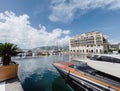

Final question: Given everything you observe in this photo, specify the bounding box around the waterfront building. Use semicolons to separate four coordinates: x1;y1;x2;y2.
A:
109;43;120;50
69;31;109;54
109;43;120;53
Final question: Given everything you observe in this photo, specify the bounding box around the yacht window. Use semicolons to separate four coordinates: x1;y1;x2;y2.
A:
97;56;113;62
113;58;120;63
96;56;120;63
90;55;99;60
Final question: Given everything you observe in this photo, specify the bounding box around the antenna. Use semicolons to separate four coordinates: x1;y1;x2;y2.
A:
57;40;58;51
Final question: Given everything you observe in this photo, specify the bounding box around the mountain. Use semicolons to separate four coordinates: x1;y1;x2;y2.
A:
33;46;69;51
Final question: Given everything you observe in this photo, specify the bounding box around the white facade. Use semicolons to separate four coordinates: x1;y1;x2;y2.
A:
118;43;120;49
69;31;108;54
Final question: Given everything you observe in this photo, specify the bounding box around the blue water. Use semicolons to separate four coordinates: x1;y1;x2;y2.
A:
16;55;73;91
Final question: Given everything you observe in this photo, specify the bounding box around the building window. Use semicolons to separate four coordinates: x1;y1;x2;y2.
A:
83;50;84;53
96;49;98;53
98;45;100;47
86;50;88;53
91;50;93;53
80;50;81;52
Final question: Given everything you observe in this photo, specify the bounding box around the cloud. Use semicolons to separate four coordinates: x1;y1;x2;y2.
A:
49;0;120;22
62;30;70;35
109;39;120;44
0;11;71;49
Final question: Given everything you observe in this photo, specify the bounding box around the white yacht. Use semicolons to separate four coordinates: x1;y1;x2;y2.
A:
83;54;120;78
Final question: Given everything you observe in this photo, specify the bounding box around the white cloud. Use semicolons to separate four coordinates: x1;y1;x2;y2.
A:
0;11;71;49
49;0;120;22
62;30;70;35
109;39;120;44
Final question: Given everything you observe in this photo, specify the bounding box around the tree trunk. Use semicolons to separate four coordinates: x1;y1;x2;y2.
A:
2;55;11;65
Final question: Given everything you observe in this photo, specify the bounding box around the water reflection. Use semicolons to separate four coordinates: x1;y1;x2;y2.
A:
69;54;89;60
52;76;72;91
15;55;72;91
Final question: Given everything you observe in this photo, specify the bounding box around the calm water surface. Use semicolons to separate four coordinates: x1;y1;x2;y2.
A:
16;55;76;91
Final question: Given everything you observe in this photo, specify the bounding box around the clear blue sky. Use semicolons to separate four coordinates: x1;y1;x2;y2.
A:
0;0;120;48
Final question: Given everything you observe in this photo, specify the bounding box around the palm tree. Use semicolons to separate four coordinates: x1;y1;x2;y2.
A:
0;43;20;65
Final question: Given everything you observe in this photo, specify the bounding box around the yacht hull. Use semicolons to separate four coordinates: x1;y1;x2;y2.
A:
87;61;120;78
72;57;120;78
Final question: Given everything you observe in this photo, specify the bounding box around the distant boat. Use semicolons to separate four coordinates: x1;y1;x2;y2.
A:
38;52;50;56
38;52;47;56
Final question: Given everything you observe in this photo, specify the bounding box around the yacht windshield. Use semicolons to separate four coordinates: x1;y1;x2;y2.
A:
90;55;120;63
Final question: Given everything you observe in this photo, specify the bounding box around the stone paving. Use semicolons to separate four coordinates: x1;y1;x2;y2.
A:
0;78;23;91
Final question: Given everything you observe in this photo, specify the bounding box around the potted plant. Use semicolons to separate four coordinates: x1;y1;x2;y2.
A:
0;43;20;81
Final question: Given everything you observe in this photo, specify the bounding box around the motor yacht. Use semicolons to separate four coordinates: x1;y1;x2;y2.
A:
86;54;120;78
53;54;120;91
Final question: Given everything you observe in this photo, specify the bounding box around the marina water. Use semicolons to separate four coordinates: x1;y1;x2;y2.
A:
15;55;76;91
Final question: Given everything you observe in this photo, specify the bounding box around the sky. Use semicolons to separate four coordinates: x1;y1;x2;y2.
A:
0;0;120;49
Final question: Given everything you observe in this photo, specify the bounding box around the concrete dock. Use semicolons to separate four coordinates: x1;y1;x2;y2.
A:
0;78;23;91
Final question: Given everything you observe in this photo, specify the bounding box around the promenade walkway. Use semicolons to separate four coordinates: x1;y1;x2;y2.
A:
0;78;23;91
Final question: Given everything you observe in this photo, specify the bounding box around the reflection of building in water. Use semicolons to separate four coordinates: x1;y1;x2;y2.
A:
69;31;109;54
69;54;88;61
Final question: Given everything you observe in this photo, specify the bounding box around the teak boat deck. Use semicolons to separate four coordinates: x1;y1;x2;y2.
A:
53;61;120;91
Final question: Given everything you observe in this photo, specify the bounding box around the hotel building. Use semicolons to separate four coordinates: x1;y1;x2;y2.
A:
69;31;109;54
